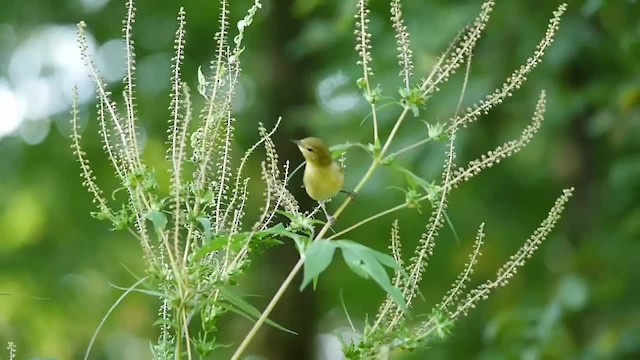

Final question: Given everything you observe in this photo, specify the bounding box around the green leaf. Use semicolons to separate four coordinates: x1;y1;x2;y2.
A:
329;142;368;159
197;66;208;99
193;234;236;261
258;223;308;253
341;247;370;279
192;224;294;261
277;210;324;237
388;162;432;192
219;288;297;335
334;240;407;312
146;210;167;233
335;240;399;270
300;240;338;291
423;120;446;141
442;210;460;245
197;217;212;242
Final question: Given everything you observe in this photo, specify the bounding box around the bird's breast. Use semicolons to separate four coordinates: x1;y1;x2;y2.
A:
303;163;344;201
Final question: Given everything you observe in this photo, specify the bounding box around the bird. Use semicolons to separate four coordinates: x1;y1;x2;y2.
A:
292;137;353;223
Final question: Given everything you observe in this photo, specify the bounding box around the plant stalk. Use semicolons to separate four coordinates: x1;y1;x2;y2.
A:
230;106;411;359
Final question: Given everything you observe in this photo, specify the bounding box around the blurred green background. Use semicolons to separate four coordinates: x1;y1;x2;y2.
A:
1;0;639;359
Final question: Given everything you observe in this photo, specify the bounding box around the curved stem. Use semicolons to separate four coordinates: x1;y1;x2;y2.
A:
231;106;411;360
230;259;304;360
230;159;379;360
327;203;405;240
84;277;148;360
386;137;433;159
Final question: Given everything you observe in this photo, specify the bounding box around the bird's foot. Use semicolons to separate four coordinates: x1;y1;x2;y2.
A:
341;190;357;200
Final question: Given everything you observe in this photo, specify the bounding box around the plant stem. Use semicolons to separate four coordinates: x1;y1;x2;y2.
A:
386;137;433;159
327;203;405;240
380;108;409;156
182;308;193;360
230;106;411;359
230;162;376;360
230;258;304;360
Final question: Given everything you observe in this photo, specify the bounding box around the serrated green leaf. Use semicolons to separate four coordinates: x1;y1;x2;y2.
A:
300;240;338;291
334;240;407;312
356;252;407;312
335;240;400;270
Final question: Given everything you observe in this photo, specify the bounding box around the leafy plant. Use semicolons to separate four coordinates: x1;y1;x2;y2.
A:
71;0;572;358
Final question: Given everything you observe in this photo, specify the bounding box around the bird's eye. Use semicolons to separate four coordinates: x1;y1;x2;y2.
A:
306;147;314;152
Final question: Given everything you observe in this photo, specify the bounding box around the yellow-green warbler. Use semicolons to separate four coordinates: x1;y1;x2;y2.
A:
292;137;353;222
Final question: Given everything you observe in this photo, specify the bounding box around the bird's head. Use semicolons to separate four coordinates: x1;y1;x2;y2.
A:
292;137;333;166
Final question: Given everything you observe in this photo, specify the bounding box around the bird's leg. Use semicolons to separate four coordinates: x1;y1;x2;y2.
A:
340;190;356;200
319;201;335;225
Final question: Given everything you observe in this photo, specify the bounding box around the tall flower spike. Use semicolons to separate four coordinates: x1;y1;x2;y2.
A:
370;220;404;333
389;219;404;286
408;86;461;300
222;118;282;228
70;87;111;219
7;342;16;360
122;0;141;168
413;189;573;343
168;7;188;165
196;0;261;194
97;98;126;182
199;0;230;162
77;21;135;174
213;113;235;233
451;3;566;131
391;0;413;89
168;8;189;224
261;126;299;217
386;101;461;332
449;91;547;189
420;0;494;97
449;188;574;322
437;223;485;316
211;0;230;93
355;0;374;80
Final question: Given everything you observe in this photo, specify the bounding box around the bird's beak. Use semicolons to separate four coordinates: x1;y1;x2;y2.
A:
290;139;302;146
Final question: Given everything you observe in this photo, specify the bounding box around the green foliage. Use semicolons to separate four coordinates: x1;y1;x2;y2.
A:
71;0;305;356
65;0;572;358
192;224;292;261
399;86;426;116
3;0;638;357
301;240;407;311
